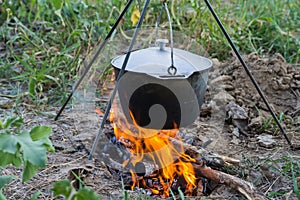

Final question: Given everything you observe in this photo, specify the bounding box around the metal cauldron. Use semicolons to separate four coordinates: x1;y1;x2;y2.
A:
112;40;212;129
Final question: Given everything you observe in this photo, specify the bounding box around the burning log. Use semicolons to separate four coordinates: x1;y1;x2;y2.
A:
167;135;240;167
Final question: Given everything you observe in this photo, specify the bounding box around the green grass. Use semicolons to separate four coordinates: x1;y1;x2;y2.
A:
170;0;299;63
240;153;300;199
0;0;132;105
0;0;299;106
264;154;300;199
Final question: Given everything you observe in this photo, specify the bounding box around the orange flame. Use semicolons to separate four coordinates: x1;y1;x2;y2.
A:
110;103;196;197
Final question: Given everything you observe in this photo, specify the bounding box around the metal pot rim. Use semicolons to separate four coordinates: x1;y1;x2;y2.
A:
111;46;212;78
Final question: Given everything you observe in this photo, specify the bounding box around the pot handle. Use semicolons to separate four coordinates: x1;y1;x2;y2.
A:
167;65;177;75
154;2;177;75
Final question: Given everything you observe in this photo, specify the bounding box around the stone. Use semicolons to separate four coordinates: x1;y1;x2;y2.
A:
213;91;235;103
226;101;249;135
226;101;248;120
211;58;220;68
257;134;276;148
248;116;265;130
210;75;232;86
232;127;240;137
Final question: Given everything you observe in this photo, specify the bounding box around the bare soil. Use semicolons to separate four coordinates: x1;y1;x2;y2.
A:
1;53;299;200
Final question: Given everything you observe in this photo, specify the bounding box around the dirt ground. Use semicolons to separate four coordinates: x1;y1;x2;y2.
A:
1;53;299;199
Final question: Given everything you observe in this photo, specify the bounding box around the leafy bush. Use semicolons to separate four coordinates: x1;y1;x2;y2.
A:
0;116;53;199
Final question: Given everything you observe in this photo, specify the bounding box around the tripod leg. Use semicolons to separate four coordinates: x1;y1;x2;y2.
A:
203;0;297;149
88;0;152;160
55;0;135;121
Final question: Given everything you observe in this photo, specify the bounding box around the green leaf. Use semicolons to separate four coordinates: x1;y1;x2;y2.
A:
72;188;100;200
28;78;36;96
30;191;42;200
0;176;14;199
0;133;18;154
22;162;38;182
8;117;23;129
0;191;7;200
0;176;15;189
2;117;23;130
0;151;22;167
52;180;73;198
30;126;54;152
30;126;52;140
16;131;47;168
0;120;3;130
0;125;52;182
40;137;55;152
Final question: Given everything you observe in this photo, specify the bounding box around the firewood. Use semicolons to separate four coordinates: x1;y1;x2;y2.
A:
162;136;268;199
166;136;240;167
101;153;125;172
193;163;268;200
102;129;266;199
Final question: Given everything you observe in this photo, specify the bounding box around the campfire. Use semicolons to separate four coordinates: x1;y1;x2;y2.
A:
99;100;267;199
91;23;268;198
109;105;197;197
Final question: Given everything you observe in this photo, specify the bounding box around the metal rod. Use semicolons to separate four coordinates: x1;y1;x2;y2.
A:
54;0;135;121
203;0;297;149
88;0;151;160
155;3;177;75
155;5;164;43
164;3;175;71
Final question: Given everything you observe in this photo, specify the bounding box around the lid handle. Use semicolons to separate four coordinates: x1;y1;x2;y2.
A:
156;39;169;51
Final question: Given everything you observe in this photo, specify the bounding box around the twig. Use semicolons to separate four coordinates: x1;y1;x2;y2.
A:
38;155;87;175
264;176;280;195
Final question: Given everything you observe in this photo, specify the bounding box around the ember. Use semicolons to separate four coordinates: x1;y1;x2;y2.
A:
109;105;197;197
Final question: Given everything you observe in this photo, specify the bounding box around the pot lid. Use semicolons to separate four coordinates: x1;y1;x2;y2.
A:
111;44;212;79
